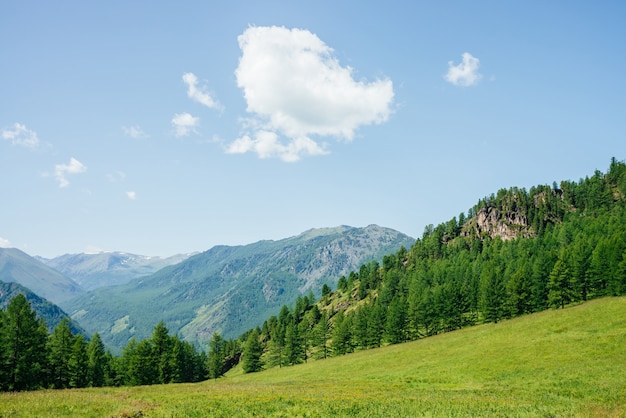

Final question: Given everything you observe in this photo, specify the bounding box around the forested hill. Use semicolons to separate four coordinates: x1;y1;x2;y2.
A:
0;281;86;336
231;158;626;373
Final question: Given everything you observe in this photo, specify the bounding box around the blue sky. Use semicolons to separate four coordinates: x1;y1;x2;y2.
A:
1;1;625;258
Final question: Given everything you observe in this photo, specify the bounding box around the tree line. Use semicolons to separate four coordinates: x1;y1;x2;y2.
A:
0;295;210;391
234;157;626;373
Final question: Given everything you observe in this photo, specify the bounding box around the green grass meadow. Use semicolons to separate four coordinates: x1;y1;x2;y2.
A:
2;297;625;417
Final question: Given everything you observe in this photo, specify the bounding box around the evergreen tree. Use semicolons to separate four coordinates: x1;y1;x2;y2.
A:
284;320;303;365
331;312;353;356
480;262;506;323
298;307;319;362
568;238;591;301
242;329;263;373
588;238;612;297
547;259;575;309
151;322;174;384
322;283;332;299
353;304;370;349
0;294;49;391
312;311;332;359
207;332;225;379
506;265;533;316
366;302;385;347
48;317;75;389
266;320;286;368
68;335;88;388
87;332;106;387
384;296;408;344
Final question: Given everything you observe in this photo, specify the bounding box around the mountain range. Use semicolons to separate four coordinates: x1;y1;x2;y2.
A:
37;252;194;291
1;225;414;351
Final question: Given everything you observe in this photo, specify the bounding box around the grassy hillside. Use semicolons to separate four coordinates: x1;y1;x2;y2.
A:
2;297;624;417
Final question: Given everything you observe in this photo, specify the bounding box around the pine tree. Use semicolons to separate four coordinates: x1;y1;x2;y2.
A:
207;332;225;379
312;311;332;359
48;317;75;389
506;265;532;316
353;304;370;349
242;329;263;373
480;262;506;323
284;321;303;365
0;294;49;391
151;322;174;384
331;312;353;356
68;335;88;388
366;303;385;347
87;332;106;387
384;296;407;344
547;259;575;309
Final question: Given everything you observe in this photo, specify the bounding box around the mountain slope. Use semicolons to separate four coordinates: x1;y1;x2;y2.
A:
61;225;414;350
38;252;194;290
0;281;86;335
0;248;83;304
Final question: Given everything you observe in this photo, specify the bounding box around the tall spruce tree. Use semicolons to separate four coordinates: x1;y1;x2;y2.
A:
68;335;88;388
87;332;106;387
547;259;575;309
242;329;263;373
151;322;174;384
207;332;225;379
0;294;49;391
48;317;75;389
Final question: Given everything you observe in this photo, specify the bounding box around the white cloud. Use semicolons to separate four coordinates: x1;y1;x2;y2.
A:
182;73;222;110
171;112;199;137
445;52;482;87
226;130;328;162
123;125;149;139
0;237;11;248
54;157;87;188
231;26;394;161
1;123;40;148
126;191;137;200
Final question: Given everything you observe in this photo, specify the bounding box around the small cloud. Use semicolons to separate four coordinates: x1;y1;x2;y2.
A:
230;26;394;162
106;171;126;183
445;52;482;87
54;157;87;188
122;125;149;139
1;123;40;148
126;191;137;200
182;73;222;110
0;237;11;248
171;112;199;137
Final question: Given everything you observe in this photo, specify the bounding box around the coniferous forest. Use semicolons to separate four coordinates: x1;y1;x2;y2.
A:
1;158;625;389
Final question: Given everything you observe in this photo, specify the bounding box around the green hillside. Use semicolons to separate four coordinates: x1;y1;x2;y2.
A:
1;297;624;417
0;281;86;335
